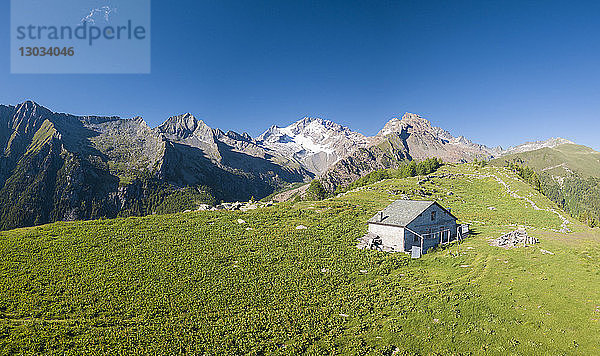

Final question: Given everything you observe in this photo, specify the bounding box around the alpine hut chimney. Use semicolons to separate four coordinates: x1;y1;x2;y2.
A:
379;211;384;222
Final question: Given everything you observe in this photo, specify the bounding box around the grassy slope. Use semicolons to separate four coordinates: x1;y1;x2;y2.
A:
490;143;600;178
1;164;600;354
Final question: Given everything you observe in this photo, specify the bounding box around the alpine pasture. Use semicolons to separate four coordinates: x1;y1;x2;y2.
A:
1;164;599;354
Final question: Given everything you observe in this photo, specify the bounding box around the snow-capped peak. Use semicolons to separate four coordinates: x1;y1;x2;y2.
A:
256;116;373;174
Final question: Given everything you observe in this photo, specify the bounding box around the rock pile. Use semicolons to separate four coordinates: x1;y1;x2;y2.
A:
356;232;383;251
490;228;538;248
356;233;395;252
196;201;274;211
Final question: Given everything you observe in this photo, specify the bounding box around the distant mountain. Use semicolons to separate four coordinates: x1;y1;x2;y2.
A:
256;117;374;175
502;137;575;155
319;113;499;192
155;112;311;196
0;101;311;230
491;143;600;178
376;113;500;161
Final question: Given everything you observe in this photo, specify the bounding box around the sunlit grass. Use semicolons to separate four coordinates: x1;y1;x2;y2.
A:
0;164;599;354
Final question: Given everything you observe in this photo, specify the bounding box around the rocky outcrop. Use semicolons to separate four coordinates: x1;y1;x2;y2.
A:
490;228;538;248
376;113;498;162
319;133;410;192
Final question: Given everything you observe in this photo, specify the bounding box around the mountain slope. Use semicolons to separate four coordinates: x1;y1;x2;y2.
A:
0;101;311;230
492;143;600;178
2;164;599;354
319;133;410;192
491;143;600;226
318;113;498;192
0;102;126;228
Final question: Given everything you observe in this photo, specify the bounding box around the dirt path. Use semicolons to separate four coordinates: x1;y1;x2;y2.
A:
465;170;571;232
271;183;310;202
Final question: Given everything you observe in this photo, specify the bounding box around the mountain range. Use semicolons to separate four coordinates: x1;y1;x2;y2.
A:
0;100;587;230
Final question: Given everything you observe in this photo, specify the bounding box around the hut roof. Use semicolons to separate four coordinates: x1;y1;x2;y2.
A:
367;200;456;227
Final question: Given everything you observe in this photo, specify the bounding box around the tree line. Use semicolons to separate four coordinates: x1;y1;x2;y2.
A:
306;158;443;200
506;161;542;191
506;160;599;228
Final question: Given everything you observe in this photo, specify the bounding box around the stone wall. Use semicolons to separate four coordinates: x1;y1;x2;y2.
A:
368;223;404;251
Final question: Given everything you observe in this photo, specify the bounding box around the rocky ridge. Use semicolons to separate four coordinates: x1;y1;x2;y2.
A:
502;137;575;155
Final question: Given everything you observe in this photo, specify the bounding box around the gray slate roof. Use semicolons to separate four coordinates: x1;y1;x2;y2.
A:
367;200;437;227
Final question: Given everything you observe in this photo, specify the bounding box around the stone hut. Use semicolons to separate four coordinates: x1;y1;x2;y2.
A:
362;200;459;254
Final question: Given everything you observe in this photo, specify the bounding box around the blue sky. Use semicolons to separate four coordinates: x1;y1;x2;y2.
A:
2;0;599;150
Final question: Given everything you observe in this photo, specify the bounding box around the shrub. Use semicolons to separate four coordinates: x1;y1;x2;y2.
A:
306;180;327;200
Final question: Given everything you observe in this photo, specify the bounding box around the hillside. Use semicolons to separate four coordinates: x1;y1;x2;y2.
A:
2;164;599;354
0;101;311;230
319;113;500;192
491;143;600;178
491;143;600;226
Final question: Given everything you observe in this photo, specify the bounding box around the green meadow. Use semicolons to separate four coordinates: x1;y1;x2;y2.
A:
1;164;599;354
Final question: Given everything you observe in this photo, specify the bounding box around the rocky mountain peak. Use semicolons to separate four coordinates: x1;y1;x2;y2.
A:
225;130;253;142
378;113;438;137
255;116;373;175
7;101;55;136
298;116;323;125
13;100;50;118
158;113;210;139
543;137;574;146
401;112;431;124
258;117;346;144
16;100;44;112
284;116;344;135
131;116;150;128
374;112;496;162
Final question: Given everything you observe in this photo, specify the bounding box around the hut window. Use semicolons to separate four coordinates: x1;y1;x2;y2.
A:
431;211;436;221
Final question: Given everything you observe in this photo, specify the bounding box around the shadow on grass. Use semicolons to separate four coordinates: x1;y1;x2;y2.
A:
425;228;481;255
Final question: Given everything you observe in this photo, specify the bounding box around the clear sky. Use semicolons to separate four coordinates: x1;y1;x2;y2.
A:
2;0;599;150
